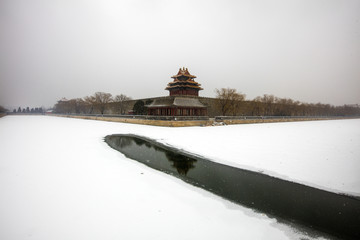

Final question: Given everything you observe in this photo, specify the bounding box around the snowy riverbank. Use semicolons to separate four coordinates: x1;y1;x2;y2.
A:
1;116;359;239
148;118;360;197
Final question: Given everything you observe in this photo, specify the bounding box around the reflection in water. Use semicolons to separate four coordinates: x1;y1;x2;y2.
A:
112;136;133;149
105;135;360;240
115;135;196;175
165;152;196;175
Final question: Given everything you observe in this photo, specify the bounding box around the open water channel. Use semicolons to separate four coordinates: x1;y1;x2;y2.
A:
105;134;360;240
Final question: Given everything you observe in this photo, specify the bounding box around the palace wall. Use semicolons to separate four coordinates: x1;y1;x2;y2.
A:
108;96;222;117
107;96;258;117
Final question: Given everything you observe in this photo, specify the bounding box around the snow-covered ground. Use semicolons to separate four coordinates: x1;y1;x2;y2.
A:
0;116;359;240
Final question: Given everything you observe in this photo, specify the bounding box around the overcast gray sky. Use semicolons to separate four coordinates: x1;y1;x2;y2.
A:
1;0;359;109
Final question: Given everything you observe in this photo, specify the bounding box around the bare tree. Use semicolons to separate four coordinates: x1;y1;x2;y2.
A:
72;98;89;114
259;94;275;116
251;96;264;115
215;88;246;116
274;98;294;116
114;94;132;114
85;92;113;115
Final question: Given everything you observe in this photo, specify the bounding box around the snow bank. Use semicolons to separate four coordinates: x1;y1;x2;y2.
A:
1;115;357;240
144;119;360;197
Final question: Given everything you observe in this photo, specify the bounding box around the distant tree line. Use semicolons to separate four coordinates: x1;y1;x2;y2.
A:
52;89;360;117
54;92;132;115
215;88;360;117
11;106;44;114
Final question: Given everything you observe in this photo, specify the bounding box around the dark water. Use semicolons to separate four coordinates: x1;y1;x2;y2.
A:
105;134;360;240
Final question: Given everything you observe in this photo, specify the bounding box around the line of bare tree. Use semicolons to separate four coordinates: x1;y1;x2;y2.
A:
53;89;359;117
215;88;360;117
54;92;132;115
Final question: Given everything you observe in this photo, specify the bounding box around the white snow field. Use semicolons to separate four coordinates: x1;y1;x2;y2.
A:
0;116;359;240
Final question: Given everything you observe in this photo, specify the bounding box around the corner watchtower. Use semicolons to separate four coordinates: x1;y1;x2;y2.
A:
165;67;203;96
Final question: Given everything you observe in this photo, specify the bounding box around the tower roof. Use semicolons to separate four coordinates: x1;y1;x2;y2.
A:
171;67;197;79
166;67;203;96
146;97;206;108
